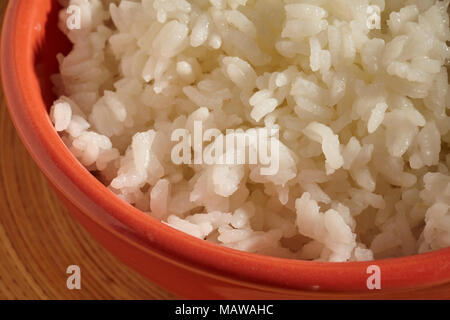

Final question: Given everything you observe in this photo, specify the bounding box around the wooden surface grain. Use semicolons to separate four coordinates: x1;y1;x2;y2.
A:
0;1;175;300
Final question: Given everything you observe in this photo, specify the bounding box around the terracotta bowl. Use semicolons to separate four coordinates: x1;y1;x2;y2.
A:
2;0;450;299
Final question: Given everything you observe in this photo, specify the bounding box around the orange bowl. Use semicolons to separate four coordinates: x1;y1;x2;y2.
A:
2;0;450;299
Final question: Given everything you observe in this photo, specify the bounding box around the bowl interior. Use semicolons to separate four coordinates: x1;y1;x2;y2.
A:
2;0;450;295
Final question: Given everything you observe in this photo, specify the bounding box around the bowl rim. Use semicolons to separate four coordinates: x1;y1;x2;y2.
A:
2;0;450;293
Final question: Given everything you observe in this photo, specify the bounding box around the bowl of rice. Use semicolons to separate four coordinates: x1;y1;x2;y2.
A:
2;0;450;299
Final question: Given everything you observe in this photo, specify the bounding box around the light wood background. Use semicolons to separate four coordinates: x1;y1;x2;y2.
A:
0;1;175;300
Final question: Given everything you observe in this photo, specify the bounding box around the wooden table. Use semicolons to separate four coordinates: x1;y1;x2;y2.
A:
0;1;174;300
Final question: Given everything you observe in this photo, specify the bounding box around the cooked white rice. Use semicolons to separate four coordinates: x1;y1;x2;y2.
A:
51;0;450;262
